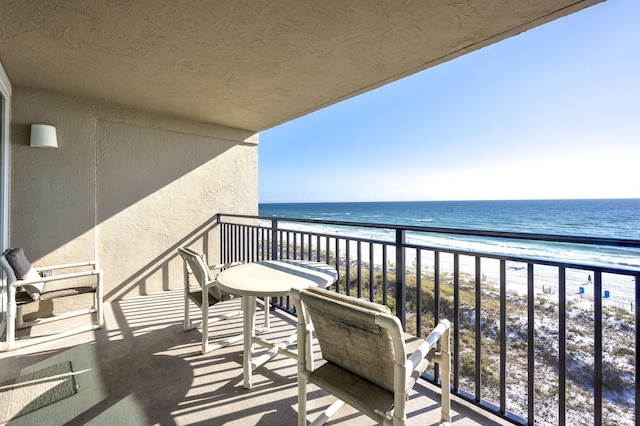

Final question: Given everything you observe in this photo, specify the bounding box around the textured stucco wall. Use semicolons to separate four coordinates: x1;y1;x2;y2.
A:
10;87;258;304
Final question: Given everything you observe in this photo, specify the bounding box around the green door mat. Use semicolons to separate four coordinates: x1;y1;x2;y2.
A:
0;361;77;422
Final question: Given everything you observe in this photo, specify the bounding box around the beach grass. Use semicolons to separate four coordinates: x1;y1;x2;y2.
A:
329;259;635;425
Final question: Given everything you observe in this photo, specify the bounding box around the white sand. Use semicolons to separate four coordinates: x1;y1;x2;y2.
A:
313;237;637;312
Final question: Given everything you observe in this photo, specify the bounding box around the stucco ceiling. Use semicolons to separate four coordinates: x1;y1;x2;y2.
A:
1;0;603;132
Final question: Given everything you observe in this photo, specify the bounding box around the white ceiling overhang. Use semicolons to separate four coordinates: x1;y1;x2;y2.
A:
0;0;603;132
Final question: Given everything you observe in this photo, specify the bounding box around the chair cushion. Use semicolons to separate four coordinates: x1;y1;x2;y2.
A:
14;286;96;305
21;268;46;301
4;248;44;301
4;248;31;278
42;279;97;293
38;286;96;301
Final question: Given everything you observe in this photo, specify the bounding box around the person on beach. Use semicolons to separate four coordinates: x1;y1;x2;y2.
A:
588;274;592;284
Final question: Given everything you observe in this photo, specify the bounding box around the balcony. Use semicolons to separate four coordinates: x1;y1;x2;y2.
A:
1;213;638;425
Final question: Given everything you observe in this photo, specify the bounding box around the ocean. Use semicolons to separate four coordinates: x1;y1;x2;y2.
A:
259;199;640;269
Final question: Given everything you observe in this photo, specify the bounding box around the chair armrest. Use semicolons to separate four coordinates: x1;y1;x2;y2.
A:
407;319;450;372
11;269;103;289
210;261;243;271
34;260;98;272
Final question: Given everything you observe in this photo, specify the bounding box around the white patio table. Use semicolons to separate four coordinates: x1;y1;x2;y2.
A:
215;259;338;388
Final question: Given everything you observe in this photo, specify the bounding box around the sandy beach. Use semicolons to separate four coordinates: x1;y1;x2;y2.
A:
325;238;637;312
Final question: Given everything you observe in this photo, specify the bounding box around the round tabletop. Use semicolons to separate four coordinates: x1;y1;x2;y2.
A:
216;259;338;298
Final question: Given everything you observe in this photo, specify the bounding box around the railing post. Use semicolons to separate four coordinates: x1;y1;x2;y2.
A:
635;275;640;423
527;263;535;423
271;219;278;261
395;229;406;328
475;256;482;402
594;271;603;423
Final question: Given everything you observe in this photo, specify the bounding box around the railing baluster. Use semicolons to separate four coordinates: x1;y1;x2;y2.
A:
594;271;603;425
345;238;351;296
528;263;535;424
220;222;226;263
298;233;303;259
434;250;440;325
335;238;340;294
238;224;242;262
635;274;640;424
271;220;278;261
369;242;374;302
475;256;482;402
395;230;407;328
453;253;460;392
279;230;284;259
230;224;235;261
559;266;566;426
325;236;330;264
245;226;250;262
357;240;362;299
416;249;422;338
434;250;441;383
500;259;506;414
382;244;388;306
263;228;268;260
245;225;249;260
229;223;233;262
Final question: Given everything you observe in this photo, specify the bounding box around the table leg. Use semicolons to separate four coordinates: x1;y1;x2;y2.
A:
243;295;257;389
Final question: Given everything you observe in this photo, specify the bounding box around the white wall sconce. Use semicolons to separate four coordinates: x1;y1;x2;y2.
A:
30;124;58;148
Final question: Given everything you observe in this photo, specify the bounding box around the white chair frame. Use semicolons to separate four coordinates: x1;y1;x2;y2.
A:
179;247;267;355
4;261;103;351
291;286;451;426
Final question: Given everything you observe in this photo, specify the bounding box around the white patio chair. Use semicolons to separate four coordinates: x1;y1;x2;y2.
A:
1;248;103;351
291;286;451;426
179;247;265;354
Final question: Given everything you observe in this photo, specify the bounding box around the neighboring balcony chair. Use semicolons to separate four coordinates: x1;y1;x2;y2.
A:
291;287;451;426
179;247;262;355
1;248;104;351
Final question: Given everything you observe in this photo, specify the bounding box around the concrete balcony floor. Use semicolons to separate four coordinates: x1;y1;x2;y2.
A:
0;290;512;425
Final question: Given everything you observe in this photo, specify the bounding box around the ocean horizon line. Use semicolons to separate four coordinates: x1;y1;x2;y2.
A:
259;196;640;205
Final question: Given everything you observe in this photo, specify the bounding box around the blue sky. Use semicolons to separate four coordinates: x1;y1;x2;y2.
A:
259;0;639;203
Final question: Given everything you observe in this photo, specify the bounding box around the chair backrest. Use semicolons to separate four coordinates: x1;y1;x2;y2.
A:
178;247;213;287
1;248;46;300
178;247;231;302
298;287;404;392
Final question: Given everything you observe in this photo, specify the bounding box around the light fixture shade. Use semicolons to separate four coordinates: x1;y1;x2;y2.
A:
30;124;58;148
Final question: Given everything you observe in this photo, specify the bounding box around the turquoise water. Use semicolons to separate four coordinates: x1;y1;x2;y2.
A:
259;199;640;268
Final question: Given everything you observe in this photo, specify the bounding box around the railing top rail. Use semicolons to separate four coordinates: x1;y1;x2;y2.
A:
217;213;640;249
